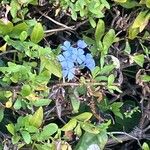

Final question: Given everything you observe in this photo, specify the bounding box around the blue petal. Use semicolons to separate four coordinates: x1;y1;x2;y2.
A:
57;55;65;62
85;53;93;59
63;51;72;58
72;48;78;55
78;48;84;55
67;68;75;80
77;40;87;49
61;41;71;51
84;53;95;70
62;69;68;78
64;41;71;48
77;54;85;64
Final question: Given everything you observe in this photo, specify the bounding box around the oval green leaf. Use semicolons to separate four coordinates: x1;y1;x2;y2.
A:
29;107;43;128
30;22;44;43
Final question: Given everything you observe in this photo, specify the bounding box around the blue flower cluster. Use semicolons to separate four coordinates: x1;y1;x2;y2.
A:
57;40;95;80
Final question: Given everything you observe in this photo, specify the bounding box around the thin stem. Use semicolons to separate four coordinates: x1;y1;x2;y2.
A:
0;50;18;56
35;8;73;30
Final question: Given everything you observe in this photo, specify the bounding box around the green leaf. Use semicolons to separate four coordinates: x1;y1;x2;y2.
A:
10;0;21;18
142;142;150;150
131;54;144;67
12;135;21;144
9;22;28;39
0;108;4;122
108;74;115;85
61;119;77;131
29;107;43;128
33;99;52;107
101;0;110;9
40;123;58;140
74;124;82;137
20;31;28;41
75;132;101;150
95;19;105;43
13;99;22;110
0;19;13;35
21;130;31;144
6;123;15;135
141;75;150;82
146;0;150;8
124;40;131;54
70;95;80;113
102;29;115;54
120;0;139;8
89;17;96;28
30;22;44;43
21;84;31;97
110;102;123;119
75;112;92;121
97;131;108;149
100;65;115;75
114;0;127;3
132;11;149;29
128;27;139;40
26;126;39;133
40;56;62;78
81;122;100;134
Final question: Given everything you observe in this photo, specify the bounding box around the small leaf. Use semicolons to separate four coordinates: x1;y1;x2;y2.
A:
13;99;22;110
61;119;77;131
124;40;131;54
0;43;7;52
12;135;21;144
0;108;4;122
81;122;99;134
75;112;92;121
100;65;115;75
74;124;82;137
5;99;13;108
108;74;115;85
89;17;96;28
20;31;28;41
29;107;43;128
141;75;150;82
70;96;80;113
0;18;13;35
128;27;139;40
131;54;144;67
9;22;28;39
10;0;21;18
6;123;15;135
33;99;52;107
95;19;105;43
132;11;149;29
30;22;44;43
102;29;115;54
114;0;127;3
146;0;150;8
21;131;31;144
40;123;58;140
21;84;31;97
142;142;150;150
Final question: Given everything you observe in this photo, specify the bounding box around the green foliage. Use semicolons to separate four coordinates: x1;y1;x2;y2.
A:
0;0;149;149
60;0;110;27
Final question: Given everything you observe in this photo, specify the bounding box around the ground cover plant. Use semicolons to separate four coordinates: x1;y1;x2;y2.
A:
0;0;150;149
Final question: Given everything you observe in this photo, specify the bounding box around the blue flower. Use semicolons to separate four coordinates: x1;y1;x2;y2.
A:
84;54;95;71
72;48;85;64
58;40;95;80
61;41;72;51
77;40;87;49
62;66;75;80
57;52;74;68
